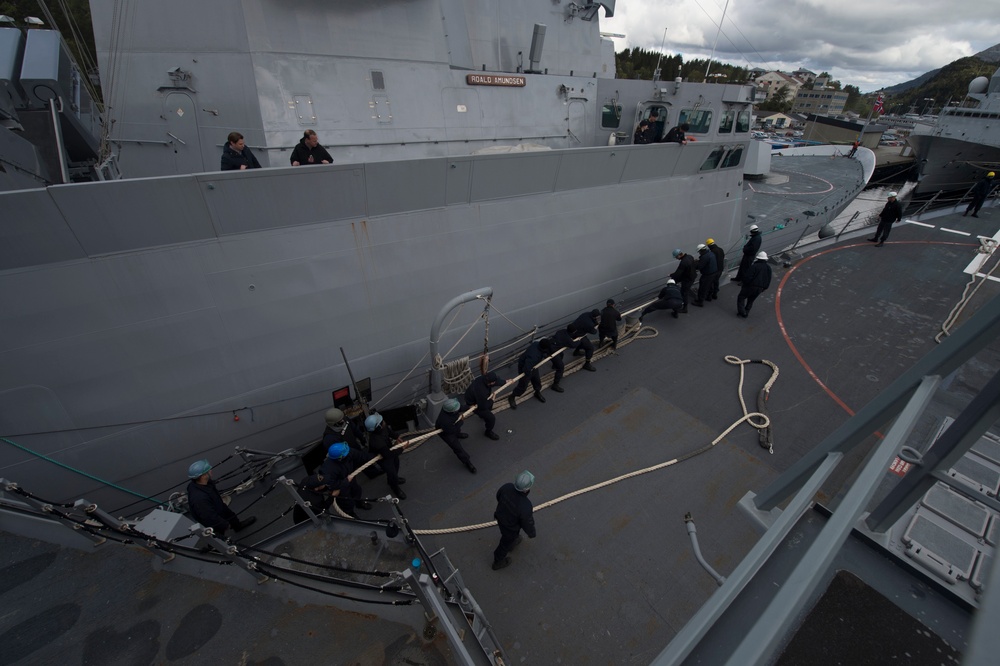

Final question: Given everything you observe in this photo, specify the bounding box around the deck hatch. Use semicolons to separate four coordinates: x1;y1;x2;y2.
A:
921;483;990;536
903;514;978;579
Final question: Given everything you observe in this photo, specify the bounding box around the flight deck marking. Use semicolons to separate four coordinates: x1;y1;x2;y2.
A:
775;240;981;420
940;227;971;236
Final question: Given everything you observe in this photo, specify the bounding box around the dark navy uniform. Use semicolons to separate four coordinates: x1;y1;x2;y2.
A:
707;243;725;300
598;304;622;349
641;283;684;320
435;408;475;472
320;446;372;517
492;483;536;565
670;253;697;309
737;258;773;318
694;248;718;306
187;479;239;535
735;231;762;283
465;372;501;439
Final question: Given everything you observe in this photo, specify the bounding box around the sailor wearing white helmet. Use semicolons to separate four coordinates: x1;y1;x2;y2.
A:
735;224;762;284
736;251;772;319
868;191;903;247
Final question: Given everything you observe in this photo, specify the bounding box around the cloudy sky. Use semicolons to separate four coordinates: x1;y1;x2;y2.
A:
601;0;1000;92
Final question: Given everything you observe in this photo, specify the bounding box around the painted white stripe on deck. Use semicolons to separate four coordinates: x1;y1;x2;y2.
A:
907;220;935;228
940;227;971;236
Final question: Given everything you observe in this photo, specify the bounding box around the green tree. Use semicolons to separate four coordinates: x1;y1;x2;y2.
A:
757;83;792;113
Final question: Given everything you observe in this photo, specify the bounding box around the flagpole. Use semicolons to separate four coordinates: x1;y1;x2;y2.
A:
856;93;884;146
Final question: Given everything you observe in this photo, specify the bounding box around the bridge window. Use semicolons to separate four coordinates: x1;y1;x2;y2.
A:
719;109;735;133
736;109;751;132
679;108;713;134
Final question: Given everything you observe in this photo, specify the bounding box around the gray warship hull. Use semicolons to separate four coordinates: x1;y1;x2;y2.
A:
0;0;866;505
908;65;1000;196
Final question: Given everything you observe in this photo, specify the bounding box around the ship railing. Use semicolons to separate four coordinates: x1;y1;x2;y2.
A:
652;295;1000;666
0;476;506;665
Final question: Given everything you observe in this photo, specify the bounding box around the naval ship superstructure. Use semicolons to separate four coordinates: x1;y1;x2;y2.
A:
909;66;1000;196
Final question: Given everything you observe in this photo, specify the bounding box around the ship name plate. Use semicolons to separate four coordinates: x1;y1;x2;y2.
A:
466;74;526;87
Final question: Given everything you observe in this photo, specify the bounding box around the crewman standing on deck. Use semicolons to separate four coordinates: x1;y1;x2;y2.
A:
365;413;406;500
187;460;256;536
692;244;718;307
669;249;696;312
706;238;726;300
491;471;536;571
735;225;762;284
737;251;772;318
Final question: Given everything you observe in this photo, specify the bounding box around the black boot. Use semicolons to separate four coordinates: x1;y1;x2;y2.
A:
551;383;565;393
508;395;517;410
390;485;406;500
583;362;596;372
485;430;500;440
534;392;546;403
466;461;477;474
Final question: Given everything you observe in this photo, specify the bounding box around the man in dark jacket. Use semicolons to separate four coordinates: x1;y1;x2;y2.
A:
508;338;552;409
290;129;334;166
737;251;773;318
464;371;503;440
220;131;262;170
435;398;476;474
662;122;689;144
492;471;537;570
186;459;256;536
963;172;995;218
669;249;697;312
706;238;726;300
365;413;406;499
868;192;904;247
633;111;659;144
547;325;578;393
320;442;373;518
640;279;685;321
692;244;718;307
569;309;599;371
598;299;622;349
735;225;762;283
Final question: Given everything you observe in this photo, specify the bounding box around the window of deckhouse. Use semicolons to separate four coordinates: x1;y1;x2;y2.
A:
721;145;744;168
736;109;751;132
700;146;725;171
679;108;713;134
719;108;735;133
601;103;622;128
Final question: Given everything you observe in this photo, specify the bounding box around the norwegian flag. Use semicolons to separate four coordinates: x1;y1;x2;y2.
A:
872;94;885;115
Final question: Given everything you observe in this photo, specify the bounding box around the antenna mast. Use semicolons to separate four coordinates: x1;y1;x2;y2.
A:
653;28;667;83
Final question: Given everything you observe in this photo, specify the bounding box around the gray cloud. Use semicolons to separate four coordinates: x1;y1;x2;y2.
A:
602;1;1000;91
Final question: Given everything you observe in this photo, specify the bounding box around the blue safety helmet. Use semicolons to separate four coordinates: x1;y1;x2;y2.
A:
364;413;383;432
515;470;535;492
327;442;350;460
672;248;683;258
188;459;212;479
443;398;461;413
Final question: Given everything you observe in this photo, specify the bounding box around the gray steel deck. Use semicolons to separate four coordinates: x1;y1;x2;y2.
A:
2;203;999;664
